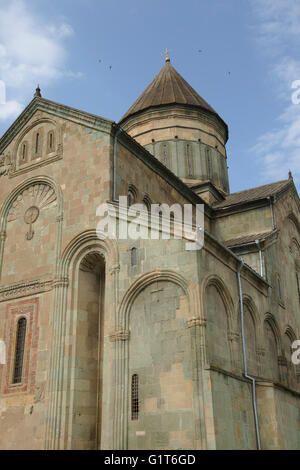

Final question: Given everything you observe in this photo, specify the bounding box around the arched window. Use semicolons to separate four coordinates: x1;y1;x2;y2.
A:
131;247;137;266
128;185;137;207
13;317;27;384
22;144;26;160
48;131;55;152
35;133;40;154
142;195;152;214
20;142;28;164
131;374;139;420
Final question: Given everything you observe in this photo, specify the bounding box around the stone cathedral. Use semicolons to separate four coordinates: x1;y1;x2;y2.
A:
0;57;299;450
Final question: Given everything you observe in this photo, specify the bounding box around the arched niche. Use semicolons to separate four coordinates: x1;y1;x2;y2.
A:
0;176;62;282
204;277;234;371
127;277;192;450
69;251;106;449
283;326;298;391
263;315;281;382
11;117;63;175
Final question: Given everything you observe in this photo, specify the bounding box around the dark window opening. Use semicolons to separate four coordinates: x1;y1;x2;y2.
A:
131;248;137;266
131;374;139;420
35;133;39;154
13;317;27;384
22;144;26;160
49;132;53;150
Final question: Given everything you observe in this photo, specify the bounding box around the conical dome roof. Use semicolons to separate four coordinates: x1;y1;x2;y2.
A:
119;59;221;123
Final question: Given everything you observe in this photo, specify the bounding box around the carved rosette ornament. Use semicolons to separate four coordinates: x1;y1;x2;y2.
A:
7;184;57;240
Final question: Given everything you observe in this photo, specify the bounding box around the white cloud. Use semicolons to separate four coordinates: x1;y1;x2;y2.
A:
251;0;300;187
0;101;23;120
0;0;77;122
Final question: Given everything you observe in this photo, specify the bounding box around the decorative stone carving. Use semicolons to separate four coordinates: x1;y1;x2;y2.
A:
7;183;57;223
0;153;12;177
24;206;40;240
186;316;206;328
0;278;53;302
109;329;130;342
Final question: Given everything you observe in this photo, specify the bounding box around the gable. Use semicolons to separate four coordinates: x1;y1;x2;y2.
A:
0;97;113;178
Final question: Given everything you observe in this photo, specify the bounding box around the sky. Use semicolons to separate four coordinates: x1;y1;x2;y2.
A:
0;0;299;193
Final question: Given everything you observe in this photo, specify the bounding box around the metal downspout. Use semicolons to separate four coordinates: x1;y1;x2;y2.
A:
237;261;261;450
255;240;263;278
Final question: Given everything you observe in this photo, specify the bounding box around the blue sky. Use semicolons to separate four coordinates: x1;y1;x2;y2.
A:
0;0;299;193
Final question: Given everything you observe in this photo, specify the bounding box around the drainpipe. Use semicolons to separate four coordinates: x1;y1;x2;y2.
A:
113;126;122;201
237;260;261;450
255;240;264;278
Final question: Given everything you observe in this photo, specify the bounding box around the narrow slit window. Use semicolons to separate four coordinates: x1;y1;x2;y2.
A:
131;374;139;420
187;144;192;176
49;132;53;150
13;317;27;384
206;147;211;178
131;247;137;266
277;275;282;300
21;143;27;161
296;272;300;301
35;133;39;154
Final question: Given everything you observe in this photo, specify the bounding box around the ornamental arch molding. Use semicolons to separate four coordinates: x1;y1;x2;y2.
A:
200;274;235;332
59;229;119;276
118;269;194;329
45;230;119;449
239;294;262;341
263;313;282;355
114;269;196;450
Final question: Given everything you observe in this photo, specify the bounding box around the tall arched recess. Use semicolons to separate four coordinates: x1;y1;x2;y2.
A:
115;270;197;450
44;230;119;450
0;176;63;281
203;276;234;371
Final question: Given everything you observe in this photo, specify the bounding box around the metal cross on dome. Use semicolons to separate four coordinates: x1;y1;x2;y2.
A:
163;48;171;62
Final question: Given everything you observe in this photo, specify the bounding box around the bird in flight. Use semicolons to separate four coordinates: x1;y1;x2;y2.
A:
109;65;112;70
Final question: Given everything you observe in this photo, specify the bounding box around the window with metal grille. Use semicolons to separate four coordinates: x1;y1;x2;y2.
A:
13;317;27;384
131;248;137;266
131;374;139;420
